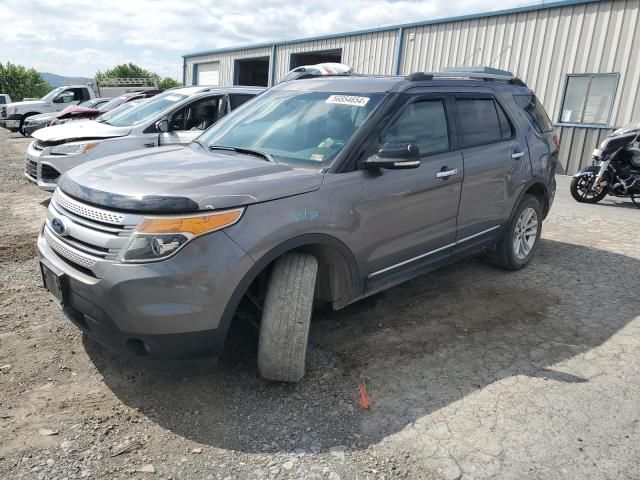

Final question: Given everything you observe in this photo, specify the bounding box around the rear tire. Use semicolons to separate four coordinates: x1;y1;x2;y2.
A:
570;175;608;203
258;252;318;382
490;195;542;271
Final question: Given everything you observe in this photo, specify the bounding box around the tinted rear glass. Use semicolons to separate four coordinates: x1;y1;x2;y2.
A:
514;94;553;133
456;98;503;147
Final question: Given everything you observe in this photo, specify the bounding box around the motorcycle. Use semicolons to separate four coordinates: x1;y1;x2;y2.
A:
570;122;640;208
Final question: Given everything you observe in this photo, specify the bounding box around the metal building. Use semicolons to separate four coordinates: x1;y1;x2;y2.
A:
182;0;640;174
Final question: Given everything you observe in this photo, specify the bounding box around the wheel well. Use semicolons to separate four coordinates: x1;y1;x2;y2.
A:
240;242;357;316
524;183;548;218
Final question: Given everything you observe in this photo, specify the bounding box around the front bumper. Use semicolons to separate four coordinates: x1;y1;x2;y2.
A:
0;118;20;130
37;229;255;360
23;122;46;136
25;141;64;191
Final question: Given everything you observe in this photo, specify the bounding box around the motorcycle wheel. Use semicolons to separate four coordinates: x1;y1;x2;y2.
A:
570;175;608;203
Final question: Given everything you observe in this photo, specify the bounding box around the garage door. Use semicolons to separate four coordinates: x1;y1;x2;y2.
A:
197;62;220;85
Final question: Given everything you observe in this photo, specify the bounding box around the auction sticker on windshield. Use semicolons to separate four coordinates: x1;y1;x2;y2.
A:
326;95;370;107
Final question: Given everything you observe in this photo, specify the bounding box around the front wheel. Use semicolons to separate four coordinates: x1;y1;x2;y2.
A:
258;252;318;382
570;175;608;203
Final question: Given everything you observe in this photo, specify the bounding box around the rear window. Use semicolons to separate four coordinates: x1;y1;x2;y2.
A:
456;97;512;147
514;94;553;133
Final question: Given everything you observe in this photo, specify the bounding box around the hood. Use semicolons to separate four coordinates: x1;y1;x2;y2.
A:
27;112;56;122
58;145;324;212
31;120;131;143
57;106;100;118
7;100;45;111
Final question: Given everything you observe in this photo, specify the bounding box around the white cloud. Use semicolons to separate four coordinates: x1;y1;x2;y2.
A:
0;0;539;80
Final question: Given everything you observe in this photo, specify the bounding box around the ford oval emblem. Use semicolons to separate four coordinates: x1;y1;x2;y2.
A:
51;217;70;236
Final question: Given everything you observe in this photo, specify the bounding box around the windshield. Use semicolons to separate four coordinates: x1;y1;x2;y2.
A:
41;87;65;102
106;93;186;127
96;101;141;122
97;95;128;112
197;89;384;167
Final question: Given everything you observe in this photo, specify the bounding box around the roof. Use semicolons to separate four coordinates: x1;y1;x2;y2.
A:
169;86;265;96
183;0;600;59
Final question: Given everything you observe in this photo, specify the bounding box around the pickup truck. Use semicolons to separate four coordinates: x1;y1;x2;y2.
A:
0;85;100;134
0;78;158;135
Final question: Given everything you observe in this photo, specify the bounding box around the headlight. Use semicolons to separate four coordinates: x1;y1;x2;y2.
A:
117;208;244;263
50;142;99;156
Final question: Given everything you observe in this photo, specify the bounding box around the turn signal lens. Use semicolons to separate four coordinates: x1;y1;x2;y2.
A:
136;209;243;235
118;208;244;263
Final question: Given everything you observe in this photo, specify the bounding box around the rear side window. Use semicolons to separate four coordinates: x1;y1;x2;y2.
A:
382;99;450;155
513;94;553;133
456;97;512;147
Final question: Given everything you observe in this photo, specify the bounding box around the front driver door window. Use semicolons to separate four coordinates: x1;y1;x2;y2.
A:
159;96;223;146
361;95;464;280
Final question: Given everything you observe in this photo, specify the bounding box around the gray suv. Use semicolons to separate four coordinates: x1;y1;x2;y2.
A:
38;69;558;382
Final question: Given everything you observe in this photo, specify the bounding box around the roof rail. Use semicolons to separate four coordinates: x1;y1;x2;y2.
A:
405;70;527;87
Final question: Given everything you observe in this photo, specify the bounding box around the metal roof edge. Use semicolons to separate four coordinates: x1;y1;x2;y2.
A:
182;0;601;59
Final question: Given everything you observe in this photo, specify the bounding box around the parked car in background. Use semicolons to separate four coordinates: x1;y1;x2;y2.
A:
22;91;162;137
1;79;158;135
26;86;262;190
0;94;11;105
22;98;111;136
37;68;558;382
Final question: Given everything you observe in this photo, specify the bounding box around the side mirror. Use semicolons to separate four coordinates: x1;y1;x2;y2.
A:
156;119;170;133
363;143;421;169
52;96;63;104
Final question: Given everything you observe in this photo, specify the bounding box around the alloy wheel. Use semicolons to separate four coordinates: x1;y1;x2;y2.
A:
513;207;538;260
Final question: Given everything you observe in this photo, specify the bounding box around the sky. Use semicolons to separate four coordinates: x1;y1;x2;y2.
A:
1;0;543;81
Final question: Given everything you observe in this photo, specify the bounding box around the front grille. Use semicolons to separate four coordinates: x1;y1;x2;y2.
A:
53;190;127;225
41;164;60;181
25;159;37;180
44;227;98;269
44;190;142;275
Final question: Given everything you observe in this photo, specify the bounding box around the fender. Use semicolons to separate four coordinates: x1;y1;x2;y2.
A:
574;165;600;177
508;175;552;221
215;232;362;345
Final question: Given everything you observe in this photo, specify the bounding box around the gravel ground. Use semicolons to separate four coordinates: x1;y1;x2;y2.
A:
0;127;639;480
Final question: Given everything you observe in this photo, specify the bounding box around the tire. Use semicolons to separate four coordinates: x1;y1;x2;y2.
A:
491;195;543;271
258;252;318;382
570;175;608;203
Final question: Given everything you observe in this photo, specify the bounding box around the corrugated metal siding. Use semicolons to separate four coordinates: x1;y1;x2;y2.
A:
185;0;639;174
273;30;398;80
400;0;639;173
185;47;272;86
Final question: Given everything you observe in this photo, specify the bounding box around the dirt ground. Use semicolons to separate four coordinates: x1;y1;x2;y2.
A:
0;127;639;480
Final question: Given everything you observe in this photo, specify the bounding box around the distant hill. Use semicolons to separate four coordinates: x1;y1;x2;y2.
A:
40;72;92;87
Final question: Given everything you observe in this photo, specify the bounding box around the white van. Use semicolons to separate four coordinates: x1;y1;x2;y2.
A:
26;86;263;190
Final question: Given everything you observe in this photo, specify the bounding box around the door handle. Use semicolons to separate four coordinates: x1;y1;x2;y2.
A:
435;168;458;179
511;151;525;159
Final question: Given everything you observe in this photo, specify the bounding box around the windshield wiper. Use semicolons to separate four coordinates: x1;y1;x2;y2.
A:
209;145;276;163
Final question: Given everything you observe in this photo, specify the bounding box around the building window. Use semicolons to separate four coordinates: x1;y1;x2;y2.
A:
559;73;619;126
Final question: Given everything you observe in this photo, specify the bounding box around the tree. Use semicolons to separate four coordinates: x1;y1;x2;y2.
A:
96;63;158;81
158;77;181;91
0;62;51;101
96;63;182;91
